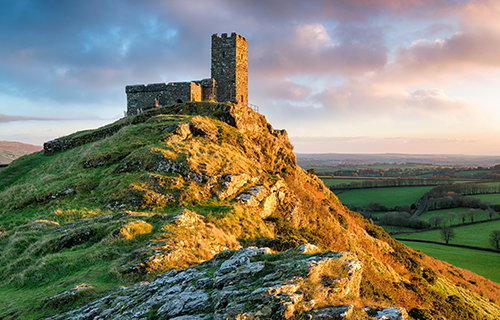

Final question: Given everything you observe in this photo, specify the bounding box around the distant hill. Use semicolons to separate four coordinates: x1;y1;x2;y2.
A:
297;152;500;167
0;141;42;164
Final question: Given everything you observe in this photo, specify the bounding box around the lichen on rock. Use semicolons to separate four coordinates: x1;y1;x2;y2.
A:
46;245;372;320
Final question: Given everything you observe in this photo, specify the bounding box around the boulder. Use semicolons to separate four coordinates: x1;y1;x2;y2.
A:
217;173;251;199
308;305;355;319
375;307;409;320
171;209;205;228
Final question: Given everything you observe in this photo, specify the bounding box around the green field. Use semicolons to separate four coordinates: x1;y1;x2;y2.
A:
455;170;492;176
418;208;492;223
301;166;339;173
400;241;500;283
483;181;500;186
320;177;372;186
472;193;500;204
396;219;500;248
336;186;434;208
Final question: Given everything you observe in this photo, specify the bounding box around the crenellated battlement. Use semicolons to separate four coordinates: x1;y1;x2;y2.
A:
211;32;247;49
126;32;248;116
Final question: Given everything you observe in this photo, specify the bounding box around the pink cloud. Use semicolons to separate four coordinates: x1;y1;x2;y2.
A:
290;135;500;155
0;114;65;123
253;23;387;78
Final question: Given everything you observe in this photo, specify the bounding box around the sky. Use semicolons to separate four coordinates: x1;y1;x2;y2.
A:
1;0;500;155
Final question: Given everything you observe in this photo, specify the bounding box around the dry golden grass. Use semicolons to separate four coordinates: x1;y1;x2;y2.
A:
116;221;153;240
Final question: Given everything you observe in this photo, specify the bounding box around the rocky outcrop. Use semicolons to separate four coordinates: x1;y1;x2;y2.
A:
308;305;355;319
217;173;252;199
47;246;367;320
119;209;240;275
373;307;409;320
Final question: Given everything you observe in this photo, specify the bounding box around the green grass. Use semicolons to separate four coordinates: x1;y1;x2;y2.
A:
301;166;339;173
472;193;500;204
418;208;492;223
400;241;500;283
320;177;371;186
336;186;434;208
396;219;500;248
483;181;500;186
455;170;492;176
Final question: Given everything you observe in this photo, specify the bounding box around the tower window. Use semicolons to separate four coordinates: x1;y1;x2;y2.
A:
240;95;243;102
222;51;225;58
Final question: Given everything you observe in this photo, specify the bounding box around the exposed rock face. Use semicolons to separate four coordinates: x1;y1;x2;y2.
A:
46;246;367;320
217;173;252;199
119;209;240;275
171;209;206;228
374;307;409;320
287;243;321;254
309;305;355;319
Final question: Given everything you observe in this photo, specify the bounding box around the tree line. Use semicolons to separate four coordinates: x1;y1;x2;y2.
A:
331;177;453;191
425;183;500;211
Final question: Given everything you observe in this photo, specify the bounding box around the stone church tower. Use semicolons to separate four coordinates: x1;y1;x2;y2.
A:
211;33;248;106
125;32;249;116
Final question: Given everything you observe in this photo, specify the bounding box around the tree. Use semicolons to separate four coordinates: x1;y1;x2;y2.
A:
487;209;496;220
457;211;467;224
429;215;445;228
466;209;479;223
490;230;500;250
441;227;456;244
447;212;457;226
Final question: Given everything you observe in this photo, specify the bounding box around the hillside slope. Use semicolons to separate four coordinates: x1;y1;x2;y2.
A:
0;141;42;164
0;102;499;319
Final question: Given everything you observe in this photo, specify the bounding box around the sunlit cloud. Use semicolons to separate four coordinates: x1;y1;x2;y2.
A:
1;0;500;154
0;114;66;123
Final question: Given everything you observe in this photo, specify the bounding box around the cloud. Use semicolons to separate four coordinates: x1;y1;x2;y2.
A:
0;114;65;123
313;81;472;119
290;135;500;155
1;0;500;155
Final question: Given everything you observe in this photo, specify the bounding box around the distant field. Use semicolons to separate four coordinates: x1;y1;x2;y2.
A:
320;178;372;186
418;208;492;223
301;164;436;172
400;241;500;283
396;219;500;248
472;193;500;204
455;170;492;177
319;176;477;188
336;186;434;208
301;166;339;173
483;181;500;186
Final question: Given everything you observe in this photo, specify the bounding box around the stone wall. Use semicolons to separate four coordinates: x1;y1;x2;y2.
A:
126;80;217;116
198;78;217;101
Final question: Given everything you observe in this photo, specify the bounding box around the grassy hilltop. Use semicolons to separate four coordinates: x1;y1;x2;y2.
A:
0;102;499;319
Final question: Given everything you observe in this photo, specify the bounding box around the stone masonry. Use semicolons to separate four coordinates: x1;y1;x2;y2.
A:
211;32;248;105
126;32;247;116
